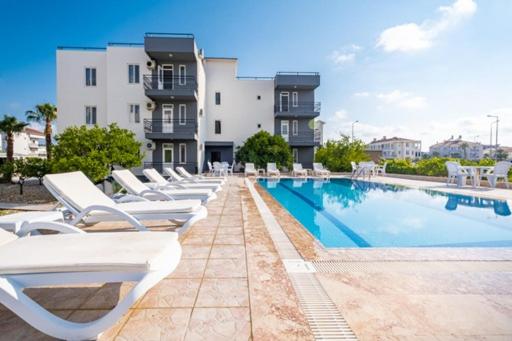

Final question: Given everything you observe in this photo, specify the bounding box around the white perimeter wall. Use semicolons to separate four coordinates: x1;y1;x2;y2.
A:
204;59;274;147
56;50;107;132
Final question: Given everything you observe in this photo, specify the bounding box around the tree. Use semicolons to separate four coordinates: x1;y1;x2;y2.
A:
314;135;369;172
26;103;57;160
51;124;143;182
0;115;28;162
235;131;293;169
496;149;509;161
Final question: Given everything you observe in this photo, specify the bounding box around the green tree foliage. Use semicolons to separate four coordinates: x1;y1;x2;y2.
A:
25;103;57;160
235;131;293;169
314;136;369;172
0;115;28;161
51;124;143;182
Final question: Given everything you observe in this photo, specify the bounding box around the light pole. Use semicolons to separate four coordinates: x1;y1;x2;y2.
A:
487;114;499;160
351;120;359;141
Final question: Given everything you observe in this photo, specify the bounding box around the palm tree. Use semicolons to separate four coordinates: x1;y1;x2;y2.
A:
0;115;28;162
26;103;57;160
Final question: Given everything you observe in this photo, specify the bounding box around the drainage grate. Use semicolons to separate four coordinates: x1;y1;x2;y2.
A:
312;260;512;273
290;273;357;340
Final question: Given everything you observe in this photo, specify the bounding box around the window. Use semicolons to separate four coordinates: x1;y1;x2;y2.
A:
85;106;97;124
215;92;221;105
179;104;186;125
292;120;298;136
128;64;140;84
292;92;298;107
179;65;186;85
129;104;140;123
214;120;221;134
85;68;96;86
280;92;289;112
292;148;299;163
162;143;174;165
179;143;187;164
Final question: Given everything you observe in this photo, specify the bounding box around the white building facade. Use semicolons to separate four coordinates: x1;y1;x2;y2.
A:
429;136;484;160
367;136;422;159
56;33;321;173
0;127;47;160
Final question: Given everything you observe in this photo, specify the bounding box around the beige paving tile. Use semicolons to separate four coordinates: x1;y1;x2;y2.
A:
213;234;244;245
115;308;191;341
181;245;212;259
209;245;246;259
204;259;247;278
0;309;72;341
195;278;249;307
184;307;250;341
167;259;208;279
182;234;215;245
138;279;201;308
67;309;131;340
24;284;100;310
216;227;243;235
81;282;136;310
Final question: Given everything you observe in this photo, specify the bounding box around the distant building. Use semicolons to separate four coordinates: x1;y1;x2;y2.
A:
0;127;47;160
367;136;422;159
429;135;483;160
314;120;325;146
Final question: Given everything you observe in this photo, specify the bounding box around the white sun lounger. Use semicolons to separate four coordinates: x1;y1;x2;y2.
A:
174;167;225;185
145;168;221;192
244;163;258;177
0;222;181;340
292;163;308;177
112;169;217;204
44;171;207;231
267;163;280;177
313;163;331;178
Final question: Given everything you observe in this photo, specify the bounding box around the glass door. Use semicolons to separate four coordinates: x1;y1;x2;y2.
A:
280;92;289;112
162;65;174;90
162;143;174;170
162;104;174;133
281;120;289;142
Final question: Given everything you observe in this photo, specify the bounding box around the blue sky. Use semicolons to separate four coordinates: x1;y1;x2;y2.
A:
1;0;511;149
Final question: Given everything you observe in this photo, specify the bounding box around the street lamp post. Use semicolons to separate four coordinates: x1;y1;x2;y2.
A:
487;114;499;160
351;120;359;141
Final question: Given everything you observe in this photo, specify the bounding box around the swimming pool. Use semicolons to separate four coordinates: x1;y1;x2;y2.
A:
258;178;512;248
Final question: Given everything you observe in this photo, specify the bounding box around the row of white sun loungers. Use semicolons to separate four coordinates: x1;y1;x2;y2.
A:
244;162;331;178
0;167;226;340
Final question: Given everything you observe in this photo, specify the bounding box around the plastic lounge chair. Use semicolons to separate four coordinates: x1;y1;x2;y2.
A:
44;171;207;231
292;163;308;177
313;163;331;178
244;163;258;177
446;161;473;187
175;166;226;184
375;162;387;176
112;169;216;204
0;222;181;340
167;167;225;186
267;163;280;177
480;161;511;188
143;168;221;193
350;161;358;178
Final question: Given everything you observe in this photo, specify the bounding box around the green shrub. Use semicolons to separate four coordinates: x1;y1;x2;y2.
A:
235;131;293;170
0;162;15;183
314;136;369;172
385;159;416;175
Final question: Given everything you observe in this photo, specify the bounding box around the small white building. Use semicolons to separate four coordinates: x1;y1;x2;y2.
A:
367;136;422;159
0;127;47;160
429;136;483;160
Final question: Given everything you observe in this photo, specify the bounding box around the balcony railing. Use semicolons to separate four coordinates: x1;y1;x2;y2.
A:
143;161;198;174
274;102;321;117
279;130;317;146
143;75;197;91
143;119;197;139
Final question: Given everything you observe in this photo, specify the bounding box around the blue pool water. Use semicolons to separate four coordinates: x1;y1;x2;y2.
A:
258;178;512;248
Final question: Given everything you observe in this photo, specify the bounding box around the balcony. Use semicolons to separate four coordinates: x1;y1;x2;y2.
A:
143;75;198;101
280;130;318;147
274;72;320;90
274;102;321;118
143;119;197;140
144;33;197;61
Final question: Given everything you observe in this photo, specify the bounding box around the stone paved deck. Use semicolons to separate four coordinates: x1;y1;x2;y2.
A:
0;178;312;340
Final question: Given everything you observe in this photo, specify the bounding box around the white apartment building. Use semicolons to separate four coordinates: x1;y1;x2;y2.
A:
367;136;422;159
0;127;47;160
429;136;484;160
56;33;321;174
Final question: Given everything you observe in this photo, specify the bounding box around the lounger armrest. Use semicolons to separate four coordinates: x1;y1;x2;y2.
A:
71;204;148;231
18;221;85;237
140;189;175;201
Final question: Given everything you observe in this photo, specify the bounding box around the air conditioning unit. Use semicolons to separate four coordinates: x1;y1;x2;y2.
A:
146;141;156;150
146;101;156;111
146;60;156;70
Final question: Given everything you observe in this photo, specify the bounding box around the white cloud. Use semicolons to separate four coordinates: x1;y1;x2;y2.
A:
377;0;477;53
353;92;370;98
376;90;427;110
329;44;362;66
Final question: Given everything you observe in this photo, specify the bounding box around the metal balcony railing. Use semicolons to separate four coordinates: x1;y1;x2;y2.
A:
143;119;197;135
143;75;197;91
274;102;321;113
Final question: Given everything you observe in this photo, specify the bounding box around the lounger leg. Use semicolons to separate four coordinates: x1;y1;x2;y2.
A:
178;206;208;235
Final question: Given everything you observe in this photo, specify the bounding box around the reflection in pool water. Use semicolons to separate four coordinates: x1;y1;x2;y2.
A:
258;178;512;248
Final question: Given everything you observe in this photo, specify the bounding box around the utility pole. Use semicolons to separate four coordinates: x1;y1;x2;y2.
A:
351;120;359;141
487;114;499;160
